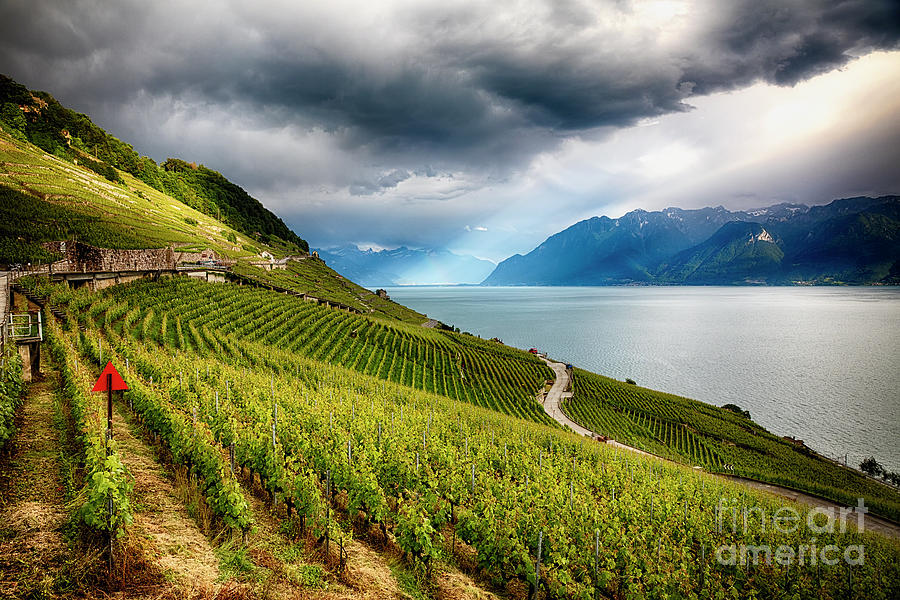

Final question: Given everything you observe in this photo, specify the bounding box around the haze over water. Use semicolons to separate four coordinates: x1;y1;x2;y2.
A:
387;286;900;473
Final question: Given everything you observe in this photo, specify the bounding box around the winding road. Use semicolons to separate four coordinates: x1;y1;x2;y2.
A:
538;357;592;437
538;356;900;539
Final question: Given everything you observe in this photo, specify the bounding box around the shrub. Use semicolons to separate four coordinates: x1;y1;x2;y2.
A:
722;403;751;419
860;456;885;478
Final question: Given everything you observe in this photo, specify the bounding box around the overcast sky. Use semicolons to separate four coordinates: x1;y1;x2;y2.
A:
2;0;899;261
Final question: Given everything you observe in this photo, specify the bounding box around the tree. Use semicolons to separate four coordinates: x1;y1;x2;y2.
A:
860;456;885;478
0;102;27;135
722;403;751;419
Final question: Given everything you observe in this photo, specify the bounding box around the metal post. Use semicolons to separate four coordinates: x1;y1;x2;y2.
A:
106;371;113;575
107;373;113;448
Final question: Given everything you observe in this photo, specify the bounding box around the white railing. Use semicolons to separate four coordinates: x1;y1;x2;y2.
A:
6;312;42;341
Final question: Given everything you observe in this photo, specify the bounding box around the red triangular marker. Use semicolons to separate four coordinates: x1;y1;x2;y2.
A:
91;361;129;392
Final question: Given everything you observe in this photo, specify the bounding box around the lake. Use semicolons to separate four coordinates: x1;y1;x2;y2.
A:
385;286;900;473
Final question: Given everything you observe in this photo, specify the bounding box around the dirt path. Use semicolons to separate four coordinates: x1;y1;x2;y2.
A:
111;403;222;590
540;356;900;540
0;357;69;596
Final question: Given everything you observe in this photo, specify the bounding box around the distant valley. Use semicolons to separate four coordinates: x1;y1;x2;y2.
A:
315;244;495;285
483;196;900;285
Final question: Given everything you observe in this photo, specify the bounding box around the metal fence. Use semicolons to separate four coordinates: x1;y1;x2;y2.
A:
6;312;42;342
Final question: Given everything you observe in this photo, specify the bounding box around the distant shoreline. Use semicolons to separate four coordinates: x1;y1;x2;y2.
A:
381;282;900;288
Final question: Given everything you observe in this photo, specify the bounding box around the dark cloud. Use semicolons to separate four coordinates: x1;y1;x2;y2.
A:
3;0;897;163
682;0;900;91
0;0;897;255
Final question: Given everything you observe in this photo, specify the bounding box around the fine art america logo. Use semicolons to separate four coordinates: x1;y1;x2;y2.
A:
714;497;867;566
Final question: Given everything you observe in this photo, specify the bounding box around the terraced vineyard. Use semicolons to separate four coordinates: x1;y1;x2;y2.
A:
30;276;555;426
18;275;900;600
564;368;900;523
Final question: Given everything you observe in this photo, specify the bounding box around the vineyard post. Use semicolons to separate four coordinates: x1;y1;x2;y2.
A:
700;544;706;590
531;530;543;600
594;529;600;600
325;469;331;562
471;464;475;493
105;371;113;575
229;443;235;474
215;390;219;414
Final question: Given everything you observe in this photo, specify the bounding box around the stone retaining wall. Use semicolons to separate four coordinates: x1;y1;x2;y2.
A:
42;241;175;272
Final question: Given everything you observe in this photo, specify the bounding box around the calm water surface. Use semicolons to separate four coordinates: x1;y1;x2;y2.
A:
386;286;900;472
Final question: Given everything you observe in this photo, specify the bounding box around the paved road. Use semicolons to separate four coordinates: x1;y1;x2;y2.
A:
539;357;593;437
539;355;900;539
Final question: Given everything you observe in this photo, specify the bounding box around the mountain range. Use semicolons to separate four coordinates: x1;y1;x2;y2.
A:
315;245;495;285
483;196;900;285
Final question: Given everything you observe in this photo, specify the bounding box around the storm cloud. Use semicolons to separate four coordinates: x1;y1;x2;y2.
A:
1;0;898;257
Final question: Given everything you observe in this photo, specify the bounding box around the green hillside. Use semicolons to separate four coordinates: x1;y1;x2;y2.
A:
656;222;785;283
0;74;306;253
0;125;425;322
10;275;899;599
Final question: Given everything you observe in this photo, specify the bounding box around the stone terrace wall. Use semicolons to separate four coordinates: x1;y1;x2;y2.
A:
42;241;175;272
174;248;229;264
